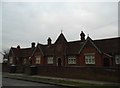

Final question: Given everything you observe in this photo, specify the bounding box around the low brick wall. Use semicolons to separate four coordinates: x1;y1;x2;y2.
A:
37;66;120;82
2;64;120;82
2;63;9;72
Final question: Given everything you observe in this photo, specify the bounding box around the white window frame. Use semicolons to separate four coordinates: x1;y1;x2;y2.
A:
47;57;53;64
9;57;13;64
35;56;41;64
85;53;95;64
68;56;76;64
23;58;26;64
115;55;120;64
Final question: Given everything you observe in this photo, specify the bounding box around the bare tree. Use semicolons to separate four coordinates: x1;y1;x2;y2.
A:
2;49;10;63
3;49;9;55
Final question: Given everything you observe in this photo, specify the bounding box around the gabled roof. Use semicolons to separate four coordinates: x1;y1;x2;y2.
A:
79;36;102;54
35;41;83;56
9;47;35;58
66;40;84;55
66;36;120;55
33;36;120;56
41;44;54;56
9;47;17;57
55;33;67;44
9;33;120;58
32;43;55;56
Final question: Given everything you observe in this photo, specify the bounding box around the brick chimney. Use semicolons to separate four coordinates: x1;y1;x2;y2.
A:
31;42;35;48
17;45;20;49
47;37;52;46
80;31;85;42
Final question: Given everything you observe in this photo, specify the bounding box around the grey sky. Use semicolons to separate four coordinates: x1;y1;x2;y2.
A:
1;1;118;52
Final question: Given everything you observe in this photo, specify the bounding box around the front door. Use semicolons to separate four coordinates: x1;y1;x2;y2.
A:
103;58;110;67
58;58;61;66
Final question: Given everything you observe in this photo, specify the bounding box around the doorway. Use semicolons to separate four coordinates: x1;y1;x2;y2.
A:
103;58;110;67
58;58;62;66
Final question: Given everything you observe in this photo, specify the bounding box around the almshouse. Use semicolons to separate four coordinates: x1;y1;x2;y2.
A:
8;31;120;68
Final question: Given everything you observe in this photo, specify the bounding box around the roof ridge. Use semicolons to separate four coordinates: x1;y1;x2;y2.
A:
94;36;120;41
39;43;54;46
55;33;67;44
68;40;81;43
11;47;33;50
20;47;32;49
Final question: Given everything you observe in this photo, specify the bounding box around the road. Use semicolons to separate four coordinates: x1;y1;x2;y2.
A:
2;77;67;88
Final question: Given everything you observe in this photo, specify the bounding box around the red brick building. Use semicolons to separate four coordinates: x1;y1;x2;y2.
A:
8;31;120;68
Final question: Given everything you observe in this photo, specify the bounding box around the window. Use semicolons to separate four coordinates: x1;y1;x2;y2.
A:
9;57;13;64
68;56;76;64
36;56;41;64
85;53;95;64
115;55;120;64
23;58;26;64
47;57;53;64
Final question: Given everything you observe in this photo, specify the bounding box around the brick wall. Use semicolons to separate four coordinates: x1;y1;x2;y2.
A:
37;66;120;82
2;63;9;72
3;64;120;82
79;47;103;66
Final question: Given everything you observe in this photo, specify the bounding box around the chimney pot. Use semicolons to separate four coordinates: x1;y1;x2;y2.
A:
47;37;52;45
17;45;20;49
31;42;35;48
80;31;85;42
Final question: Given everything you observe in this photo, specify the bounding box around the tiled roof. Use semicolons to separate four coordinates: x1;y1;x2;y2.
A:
38;44;54;56
55;33;67;44
37;40;84;55
38;41;84;55
66;41;84;55
9;34;120;58
35;37;120;56
94;37;120;54
10;47;35;57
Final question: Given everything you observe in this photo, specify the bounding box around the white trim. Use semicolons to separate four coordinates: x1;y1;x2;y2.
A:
38;44;44;56
103;53;112;58
79;37;101;54
115;55;120;64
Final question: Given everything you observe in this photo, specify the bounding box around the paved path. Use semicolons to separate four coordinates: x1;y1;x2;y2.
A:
32;75;120;85
2;77;67;88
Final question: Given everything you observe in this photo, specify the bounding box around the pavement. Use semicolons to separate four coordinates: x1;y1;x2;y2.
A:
2;77;66;88
32;75;119;85
2;72;120;87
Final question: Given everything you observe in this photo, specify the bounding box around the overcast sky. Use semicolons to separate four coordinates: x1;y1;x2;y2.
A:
0;1;119;62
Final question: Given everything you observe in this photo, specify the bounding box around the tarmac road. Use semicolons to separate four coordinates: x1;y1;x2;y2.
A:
2;77;67;88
